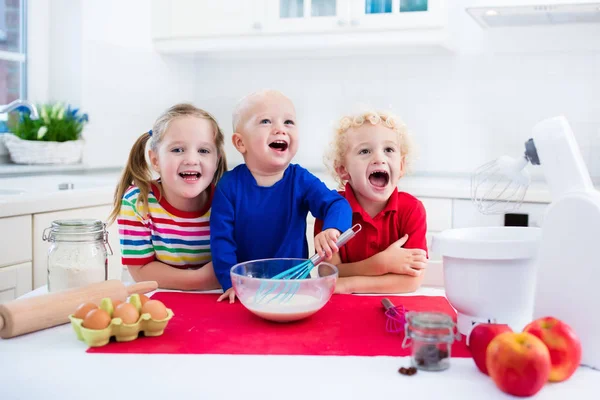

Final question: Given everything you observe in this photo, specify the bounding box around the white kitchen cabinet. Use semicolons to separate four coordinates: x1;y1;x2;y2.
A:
0;215;34;301
348;0;446;31
0;215;32;268
152;0;451;54
32;205;124;290
265;0;350;33
0;262;32;303
152;0;266;39
452;199;548;229
419;197;451;288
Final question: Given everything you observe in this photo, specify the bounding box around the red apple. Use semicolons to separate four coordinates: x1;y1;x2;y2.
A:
469;323;513;375
486;332;551;397
523;317;582;382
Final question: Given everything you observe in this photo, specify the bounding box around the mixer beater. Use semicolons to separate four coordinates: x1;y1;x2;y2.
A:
471;139;541;215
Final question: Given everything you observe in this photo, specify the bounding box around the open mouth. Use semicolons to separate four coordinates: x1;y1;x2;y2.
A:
268;140;289;152
368;171;389;188
179;171;201;181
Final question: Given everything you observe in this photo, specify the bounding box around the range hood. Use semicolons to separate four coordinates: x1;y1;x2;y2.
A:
466;1;600;28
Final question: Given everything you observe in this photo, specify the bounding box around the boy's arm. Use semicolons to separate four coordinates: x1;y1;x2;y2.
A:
340;198;428;293
209;183;237;291
400;199;428;254
335;199;429;278
323;250;387;277
303;174;352;234
314;219;387;276
314;198;428;286
128;261;220;291
336;274;424;294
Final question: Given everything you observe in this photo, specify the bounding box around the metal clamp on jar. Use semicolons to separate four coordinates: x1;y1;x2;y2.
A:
401;311;461;371
43;219;113;292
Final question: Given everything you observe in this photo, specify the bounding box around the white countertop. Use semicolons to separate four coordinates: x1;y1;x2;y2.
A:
0;162;98;176
0;172;120;218
0;286;597;400
0;168;570;219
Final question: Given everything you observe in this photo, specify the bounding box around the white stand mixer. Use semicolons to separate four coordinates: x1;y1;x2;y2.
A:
527;116;600;370
449;115;600;368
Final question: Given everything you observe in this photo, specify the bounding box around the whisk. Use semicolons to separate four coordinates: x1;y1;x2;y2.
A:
382;298;407;333
471;139;540;215
254;224;362;304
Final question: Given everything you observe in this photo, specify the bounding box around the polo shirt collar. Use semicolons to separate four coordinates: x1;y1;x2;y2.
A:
344;182;399;220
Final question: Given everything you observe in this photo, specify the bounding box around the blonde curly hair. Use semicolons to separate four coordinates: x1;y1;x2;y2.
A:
324;110;417;190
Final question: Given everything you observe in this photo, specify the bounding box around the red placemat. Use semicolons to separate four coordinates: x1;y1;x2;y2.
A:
87;293;471;357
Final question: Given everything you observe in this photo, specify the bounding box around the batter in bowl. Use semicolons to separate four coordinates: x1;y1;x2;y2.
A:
245;294;324;322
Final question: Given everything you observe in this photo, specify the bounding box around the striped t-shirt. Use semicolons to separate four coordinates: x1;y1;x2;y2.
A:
117;182;212;268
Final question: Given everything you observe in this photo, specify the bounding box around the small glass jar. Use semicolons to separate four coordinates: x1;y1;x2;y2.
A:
43;219;113;292
401;311;459;371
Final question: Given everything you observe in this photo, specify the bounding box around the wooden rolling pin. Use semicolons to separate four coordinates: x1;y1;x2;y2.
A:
0;279;158;339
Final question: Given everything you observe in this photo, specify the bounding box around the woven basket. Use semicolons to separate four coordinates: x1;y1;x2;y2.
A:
3;134;84;165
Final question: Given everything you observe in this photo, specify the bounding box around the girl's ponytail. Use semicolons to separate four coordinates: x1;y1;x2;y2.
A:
107;132;153;225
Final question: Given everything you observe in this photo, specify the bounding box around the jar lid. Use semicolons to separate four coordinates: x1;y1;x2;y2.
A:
403;311;459;347
406;311;455;329
44;219;106;240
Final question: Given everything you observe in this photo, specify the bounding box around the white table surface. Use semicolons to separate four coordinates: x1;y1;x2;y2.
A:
0;286;598;400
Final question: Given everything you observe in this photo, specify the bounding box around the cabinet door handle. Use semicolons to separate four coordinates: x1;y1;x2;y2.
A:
337;19;347;26
350;18;360;26
253;22;262;30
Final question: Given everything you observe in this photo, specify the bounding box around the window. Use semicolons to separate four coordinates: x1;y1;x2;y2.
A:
0;0;26;106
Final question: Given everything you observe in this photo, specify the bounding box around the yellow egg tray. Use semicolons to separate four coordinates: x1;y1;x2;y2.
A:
69;294;174;347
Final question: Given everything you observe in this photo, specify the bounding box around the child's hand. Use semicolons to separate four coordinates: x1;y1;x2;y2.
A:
314;228;341;260
382;234;428;277
217;287;236;303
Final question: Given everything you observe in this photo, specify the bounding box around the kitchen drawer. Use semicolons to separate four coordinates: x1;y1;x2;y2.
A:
419;197;452;232
0;215;32;268
452;199;549;228
0;262;32;303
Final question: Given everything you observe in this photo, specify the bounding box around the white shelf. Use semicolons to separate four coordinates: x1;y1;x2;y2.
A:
154;29;454;57
152;0;453;57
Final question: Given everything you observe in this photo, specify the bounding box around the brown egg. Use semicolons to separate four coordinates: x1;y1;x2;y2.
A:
74;302;98;319
141;300;168;320
82;308;111;330
112;299;123;308
139;294;150;306
113;303;140;324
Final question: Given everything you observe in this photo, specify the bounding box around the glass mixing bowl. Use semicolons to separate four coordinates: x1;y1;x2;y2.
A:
230;258;338;323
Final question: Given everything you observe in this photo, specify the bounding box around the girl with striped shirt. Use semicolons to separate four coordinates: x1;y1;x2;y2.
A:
108;104;227;290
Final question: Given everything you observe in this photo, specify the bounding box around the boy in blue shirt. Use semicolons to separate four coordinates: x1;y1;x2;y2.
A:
210;89;352;302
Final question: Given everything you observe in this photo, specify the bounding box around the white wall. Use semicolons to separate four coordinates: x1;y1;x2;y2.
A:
79;0;199;168
48;0;82;105
30;0;600;181
193;1;600;180
30;0;197;168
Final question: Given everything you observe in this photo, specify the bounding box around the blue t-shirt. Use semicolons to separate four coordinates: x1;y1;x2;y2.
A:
210;163;352;290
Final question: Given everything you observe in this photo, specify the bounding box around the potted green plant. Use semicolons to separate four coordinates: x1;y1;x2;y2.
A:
3;103;89;165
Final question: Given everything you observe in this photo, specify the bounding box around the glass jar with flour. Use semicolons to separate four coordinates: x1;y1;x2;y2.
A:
43;219;113;292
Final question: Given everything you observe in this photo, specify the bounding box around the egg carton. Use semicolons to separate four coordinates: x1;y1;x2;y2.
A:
69;294;174;347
